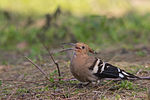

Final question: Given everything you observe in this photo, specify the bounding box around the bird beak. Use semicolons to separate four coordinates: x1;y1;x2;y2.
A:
61;43;75;46
59;48;74;53
60;43;75;53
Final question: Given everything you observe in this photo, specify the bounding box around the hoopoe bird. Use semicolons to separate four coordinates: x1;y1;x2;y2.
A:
63;42;150;84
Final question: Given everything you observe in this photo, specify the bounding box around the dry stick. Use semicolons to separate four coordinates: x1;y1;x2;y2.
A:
104;77;150;81
2;79;45;84
36;33;61;81
25;56;49;81
100;84;114;99
42;44;61;81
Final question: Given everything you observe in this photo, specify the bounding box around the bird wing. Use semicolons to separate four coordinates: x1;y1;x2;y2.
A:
88;58;140;80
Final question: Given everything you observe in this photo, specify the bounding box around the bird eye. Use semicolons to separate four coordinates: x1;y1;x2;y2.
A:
82;46;85;49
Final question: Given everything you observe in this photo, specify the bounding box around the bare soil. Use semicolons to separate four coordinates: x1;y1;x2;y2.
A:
0;45;150;100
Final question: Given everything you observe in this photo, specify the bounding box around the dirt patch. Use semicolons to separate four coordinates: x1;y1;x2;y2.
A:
0;46;150;99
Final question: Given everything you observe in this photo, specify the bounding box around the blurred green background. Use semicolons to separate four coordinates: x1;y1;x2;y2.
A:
0;0;150;52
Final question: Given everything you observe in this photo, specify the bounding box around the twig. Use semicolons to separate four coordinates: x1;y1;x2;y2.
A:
91;80;114;95
139;77;150;80
99;84;114;98
103;77;150;80
36;33;61;81
136;69;142;75
2;79;45;84
25;56;49;81
42;44;61;81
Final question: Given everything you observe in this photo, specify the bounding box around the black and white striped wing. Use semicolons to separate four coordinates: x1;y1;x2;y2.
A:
89;58;139;80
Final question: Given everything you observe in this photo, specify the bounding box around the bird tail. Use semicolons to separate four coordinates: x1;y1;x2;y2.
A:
121;71;140;80
122;71;150;80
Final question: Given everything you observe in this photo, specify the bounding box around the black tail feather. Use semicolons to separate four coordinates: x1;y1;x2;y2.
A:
125;72;140;79
123;72;150;80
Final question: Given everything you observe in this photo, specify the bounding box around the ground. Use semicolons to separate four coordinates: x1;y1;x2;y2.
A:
0;45;150;100
0;1;150;99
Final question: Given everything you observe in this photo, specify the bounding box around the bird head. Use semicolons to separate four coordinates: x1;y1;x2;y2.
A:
75;43;96;54
62;42;96;54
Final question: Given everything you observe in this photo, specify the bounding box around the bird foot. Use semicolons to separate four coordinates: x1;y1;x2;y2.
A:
76;82;90;88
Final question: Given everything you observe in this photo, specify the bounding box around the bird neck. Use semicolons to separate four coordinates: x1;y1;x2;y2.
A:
71;51;89;66
72;51;88;59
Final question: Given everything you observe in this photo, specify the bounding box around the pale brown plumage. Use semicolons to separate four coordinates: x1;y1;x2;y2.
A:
70;43;97;82
69;42;149;84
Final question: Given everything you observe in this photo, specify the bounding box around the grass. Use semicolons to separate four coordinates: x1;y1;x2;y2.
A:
1;0;150;17
0;11;150;54
0;0;135;16
0;2;150;99
119;80;135;90
136;51;146;57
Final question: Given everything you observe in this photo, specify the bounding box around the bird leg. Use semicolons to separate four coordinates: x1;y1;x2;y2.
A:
76;82;91;88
